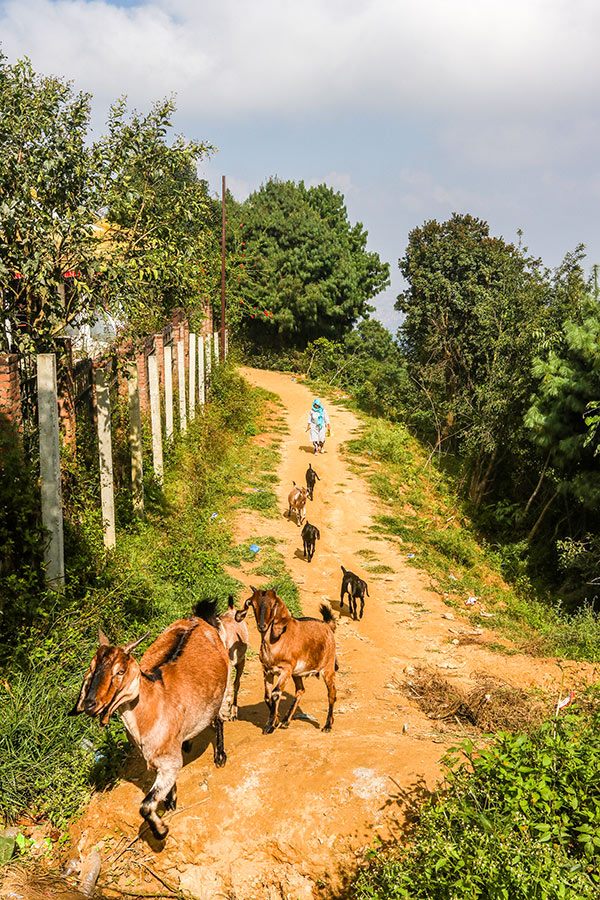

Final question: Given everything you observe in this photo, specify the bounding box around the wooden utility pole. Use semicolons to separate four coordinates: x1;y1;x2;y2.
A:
221;175;226;360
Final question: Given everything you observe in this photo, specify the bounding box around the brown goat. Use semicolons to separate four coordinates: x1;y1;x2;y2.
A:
236;587;337;733
218;596;249;719
287;482;308;526
70;610;229;840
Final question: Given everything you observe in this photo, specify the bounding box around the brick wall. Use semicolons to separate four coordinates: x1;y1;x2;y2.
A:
0;354;22;436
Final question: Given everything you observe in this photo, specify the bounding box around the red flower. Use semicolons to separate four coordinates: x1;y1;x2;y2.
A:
13;271;23;279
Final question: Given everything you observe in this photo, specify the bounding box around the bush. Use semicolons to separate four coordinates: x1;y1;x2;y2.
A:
355;707;600;900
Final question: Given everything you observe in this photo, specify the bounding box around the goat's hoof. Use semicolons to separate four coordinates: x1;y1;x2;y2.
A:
321;723;332;733
280;719;290;729
263;722;276;735
148;820;168;841
214;750;227;768
229;706;238;721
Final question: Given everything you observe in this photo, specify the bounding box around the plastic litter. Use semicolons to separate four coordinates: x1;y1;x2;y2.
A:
209;512;218;521
465;596;478;606
79;849;101;898
249;544;260;554
557;689;575;711
448;573;458;581
406;553;415;559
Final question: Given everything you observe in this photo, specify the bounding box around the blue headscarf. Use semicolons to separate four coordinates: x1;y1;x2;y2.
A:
312;399;324;429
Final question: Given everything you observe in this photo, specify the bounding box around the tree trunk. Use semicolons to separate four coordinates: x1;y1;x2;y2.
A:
527;490;559;543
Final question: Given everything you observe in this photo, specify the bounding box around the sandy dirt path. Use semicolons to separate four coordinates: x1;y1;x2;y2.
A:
67;368;588;900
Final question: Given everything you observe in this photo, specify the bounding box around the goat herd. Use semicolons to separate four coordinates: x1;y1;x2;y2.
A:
70;461;371;839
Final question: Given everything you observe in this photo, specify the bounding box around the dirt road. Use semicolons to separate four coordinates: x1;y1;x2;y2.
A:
69;368;586;900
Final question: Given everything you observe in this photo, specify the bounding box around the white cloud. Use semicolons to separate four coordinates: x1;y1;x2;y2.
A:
1;0;600;121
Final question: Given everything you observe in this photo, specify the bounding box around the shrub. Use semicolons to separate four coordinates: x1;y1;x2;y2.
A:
354;707;600;900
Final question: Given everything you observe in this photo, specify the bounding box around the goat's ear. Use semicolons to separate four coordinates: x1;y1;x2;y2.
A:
271;598;291;641
235;595;252;622
98;626;110;646
122;630;150;655
249;585;258;594
68;666;94;716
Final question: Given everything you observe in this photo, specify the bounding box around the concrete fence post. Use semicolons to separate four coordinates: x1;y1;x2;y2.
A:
126;362;144;519
148;354;164;483
205;332;212;383
37;354;65;589
224;328;229;360
177;340;187;433
198;334;205;408
94;366;116;550
213;329;219;365
164;343;174;441
188;332;196;421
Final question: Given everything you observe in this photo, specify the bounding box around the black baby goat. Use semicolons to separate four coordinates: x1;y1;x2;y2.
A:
305;463;320;501
340;566;369;620
301;522;320;563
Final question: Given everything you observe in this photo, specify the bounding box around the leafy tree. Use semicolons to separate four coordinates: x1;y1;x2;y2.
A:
96;98;216;336
525;299;600;553
396;214;583;507
230;178;389;347
0;54;102;352
0;54;216;350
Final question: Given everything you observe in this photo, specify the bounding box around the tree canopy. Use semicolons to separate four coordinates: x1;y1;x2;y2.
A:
228;178;389;348
0;53;216;351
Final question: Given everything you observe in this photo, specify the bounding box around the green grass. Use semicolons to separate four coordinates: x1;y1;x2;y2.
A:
338;413;600;664
353;702;600;900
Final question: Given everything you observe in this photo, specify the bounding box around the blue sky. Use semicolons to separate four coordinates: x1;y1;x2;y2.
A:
2;0;600;330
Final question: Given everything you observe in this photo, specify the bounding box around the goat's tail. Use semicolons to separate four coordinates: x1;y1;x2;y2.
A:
366;584;370;596
319;603;336;632
341;565;347;575
193;599;220;629
228;595;235;610
316;528;321;541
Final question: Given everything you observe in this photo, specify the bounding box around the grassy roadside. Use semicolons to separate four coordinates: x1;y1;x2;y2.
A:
0;365;297;832
352;700;600;900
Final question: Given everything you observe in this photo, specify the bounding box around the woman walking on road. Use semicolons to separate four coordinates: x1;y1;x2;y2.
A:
306;398;330;454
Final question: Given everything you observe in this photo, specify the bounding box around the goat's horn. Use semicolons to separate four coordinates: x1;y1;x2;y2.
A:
122;630;150;655
98;626;110;646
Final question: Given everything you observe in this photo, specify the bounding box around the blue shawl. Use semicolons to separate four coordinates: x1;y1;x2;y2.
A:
312;399;324;429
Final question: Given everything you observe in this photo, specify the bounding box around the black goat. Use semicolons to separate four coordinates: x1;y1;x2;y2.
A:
302;522;320;562
305;463;320;501
340;566;369;620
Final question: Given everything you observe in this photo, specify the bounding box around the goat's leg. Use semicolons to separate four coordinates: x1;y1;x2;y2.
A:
139;753;182;840
340;586;345;609
164;784;177;811
322;668;337;732
230;656;245;720
303;539;307;558
349;595;356;620
263;667;290;734
359;595;365;619
281;675;305;727
212;717;227;767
